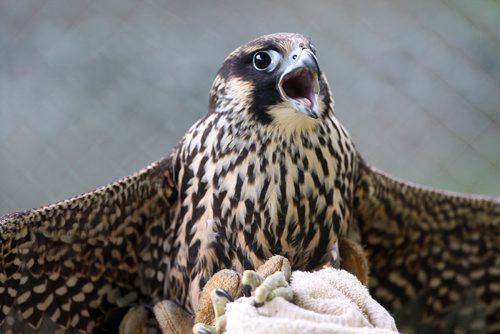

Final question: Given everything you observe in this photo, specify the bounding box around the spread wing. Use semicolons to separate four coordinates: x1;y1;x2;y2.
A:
353;158;500;333
0;156;177;333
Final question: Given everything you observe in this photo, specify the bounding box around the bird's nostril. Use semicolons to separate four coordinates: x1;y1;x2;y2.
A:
292;54;298;60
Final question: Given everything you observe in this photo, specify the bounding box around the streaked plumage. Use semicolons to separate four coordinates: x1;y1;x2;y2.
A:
0;33;498;333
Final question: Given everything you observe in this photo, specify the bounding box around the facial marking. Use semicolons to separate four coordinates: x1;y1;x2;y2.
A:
209;33;331;126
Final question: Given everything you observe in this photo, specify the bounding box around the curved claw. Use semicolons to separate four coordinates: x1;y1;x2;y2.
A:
211;288;233;318
214;288;234;302
254;301;264;308
242;284;252;297
192;323;216;334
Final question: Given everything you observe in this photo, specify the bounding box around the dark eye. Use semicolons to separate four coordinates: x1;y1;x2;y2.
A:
252;50;281;72
253;51;272;70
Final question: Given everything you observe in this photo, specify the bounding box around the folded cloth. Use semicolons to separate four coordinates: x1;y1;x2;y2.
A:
224;268;398;334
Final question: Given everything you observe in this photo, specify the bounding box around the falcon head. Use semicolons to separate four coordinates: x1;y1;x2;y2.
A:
208;33;334;126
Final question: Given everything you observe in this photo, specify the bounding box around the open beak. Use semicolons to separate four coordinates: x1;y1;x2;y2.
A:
278;49;321;118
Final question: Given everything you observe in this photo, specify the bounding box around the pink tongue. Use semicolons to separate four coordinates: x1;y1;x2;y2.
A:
295;97;312;108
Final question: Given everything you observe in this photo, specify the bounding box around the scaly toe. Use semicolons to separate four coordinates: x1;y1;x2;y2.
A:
241;270;264;297
254;271;292;305
211;288;233;318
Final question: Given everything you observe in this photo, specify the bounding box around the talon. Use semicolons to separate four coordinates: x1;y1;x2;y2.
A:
211;288;233;318
214;288;234;302
199;328;214;334
254;301;264;308
193;323;216;334
242;284;252;297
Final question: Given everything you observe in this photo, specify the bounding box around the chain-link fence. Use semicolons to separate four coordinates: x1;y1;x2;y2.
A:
1;0;499;216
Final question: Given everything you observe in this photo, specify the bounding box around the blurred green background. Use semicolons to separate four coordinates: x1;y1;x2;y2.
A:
1;0;499;216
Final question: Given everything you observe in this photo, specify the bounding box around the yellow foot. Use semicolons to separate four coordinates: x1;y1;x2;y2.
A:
192;255;292;333
192;288;233;334
248;270;293;307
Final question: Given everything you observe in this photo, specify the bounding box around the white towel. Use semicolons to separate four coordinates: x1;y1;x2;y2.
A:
224;268;398;334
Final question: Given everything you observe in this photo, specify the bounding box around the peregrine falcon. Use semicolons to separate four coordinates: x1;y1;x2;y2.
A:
1;33;499;333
